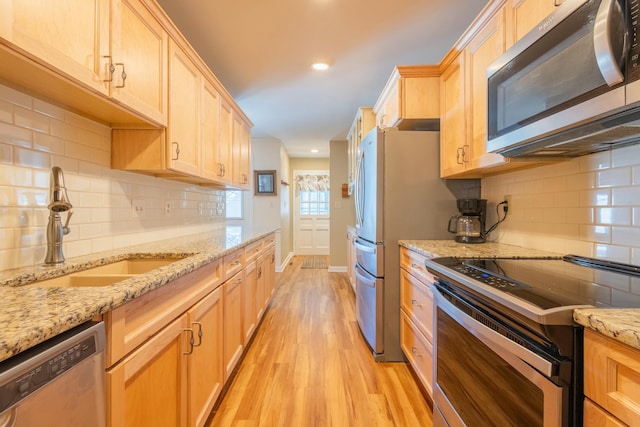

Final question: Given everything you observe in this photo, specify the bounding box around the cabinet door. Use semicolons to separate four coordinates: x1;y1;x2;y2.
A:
111;0;168;125
243;261;257;344
0;0;110;95
400;312;433;397
466;7;509;171
232;115;251;189
108;314;189;427
223;271;244;380
167;39;201;176
506;0;560;48
218;98;234;186
440;54;468;177
201;79;223;182
187;287;224;427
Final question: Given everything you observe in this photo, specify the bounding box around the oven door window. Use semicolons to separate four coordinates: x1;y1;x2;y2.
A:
437;308;553;426
487;0;627;139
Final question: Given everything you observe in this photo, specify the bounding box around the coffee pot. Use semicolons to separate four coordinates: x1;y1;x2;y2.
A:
448;199;487;244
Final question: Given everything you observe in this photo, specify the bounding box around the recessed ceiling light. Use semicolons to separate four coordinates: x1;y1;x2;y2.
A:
311;149;319;153
312;62;330;71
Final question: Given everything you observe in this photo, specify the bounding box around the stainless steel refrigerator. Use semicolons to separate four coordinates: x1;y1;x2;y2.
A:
353;127;471;362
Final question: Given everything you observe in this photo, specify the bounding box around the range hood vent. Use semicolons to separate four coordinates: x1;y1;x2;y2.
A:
497;106;640;158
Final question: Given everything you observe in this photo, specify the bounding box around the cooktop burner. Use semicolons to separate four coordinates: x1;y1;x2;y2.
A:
426;255;640;325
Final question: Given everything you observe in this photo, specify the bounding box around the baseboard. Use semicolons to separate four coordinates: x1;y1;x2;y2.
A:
276;251;294;272
328;266;347;273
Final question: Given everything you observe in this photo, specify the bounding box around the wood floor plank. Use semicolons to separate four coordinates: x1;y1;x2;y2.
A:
207;256;432;426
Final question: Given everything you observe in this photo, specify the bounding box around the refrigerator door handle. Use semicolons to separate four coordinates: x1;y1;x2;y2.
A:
354;264;376;287
354;240;376;254
354;148;365;229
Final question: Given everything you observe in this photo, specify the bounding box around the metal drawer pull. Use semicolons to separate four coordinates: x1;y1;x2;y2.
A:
102;56;114;82
183;328;195;355
411;347;421;356
172;142;180;160
411;299;422;307
192;322;203;347
411;263;423;270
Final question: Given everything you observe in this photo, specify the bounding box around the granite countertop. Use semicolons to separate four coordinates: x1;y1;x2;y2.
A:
0;225;277;363
400;239;640;352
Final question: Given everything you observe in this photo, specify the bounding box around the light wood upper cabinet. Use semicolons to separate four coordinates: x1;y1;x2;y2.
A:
110;0;168;125
505;0;561;48
201;79;223;182
373;66;440;130
167;39;201;176
440;53;472;178
0;0;110;96
465;6;509;172
232;115;252;190
218;98;235;186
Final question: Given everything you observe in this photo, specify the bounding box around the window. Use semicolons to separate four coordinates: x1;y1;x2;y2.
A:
299;190;329;216
225;190;242;219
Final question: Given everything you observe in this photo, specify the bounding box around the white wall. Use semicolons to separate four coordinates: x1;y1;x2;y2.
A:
0;83;226;271
329;139;354;270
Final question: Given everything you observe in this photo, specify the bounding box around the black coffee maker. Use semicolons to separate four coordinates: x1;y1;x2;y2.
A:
448;199;487;243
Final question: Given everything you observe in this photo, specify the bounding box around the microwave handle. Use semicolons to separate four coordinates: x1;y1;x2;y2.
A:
593;0;624;86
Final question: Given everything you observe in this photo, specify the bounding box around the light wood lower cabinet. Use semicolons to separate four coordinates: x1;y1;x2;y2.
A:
187;287;224;427
223;270;244;381
399;246;435;398
108;314;189;427
105;233;277;427
584;328;640;427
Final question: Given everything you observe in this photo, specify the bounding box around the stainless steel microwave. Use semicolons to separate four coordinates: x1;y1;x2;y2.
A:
486;0;640;158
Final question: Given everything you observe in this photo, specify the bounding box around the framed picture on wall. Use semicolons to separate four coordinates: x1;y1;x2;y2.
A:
254;170;277;195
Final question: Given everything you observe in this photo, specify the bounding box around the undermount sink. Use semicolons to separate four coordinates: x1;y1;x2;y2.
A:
24;257;184;288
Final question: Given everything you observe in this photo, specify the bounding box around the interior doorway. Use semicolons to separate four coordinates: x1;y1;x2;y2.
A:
293;170;330;255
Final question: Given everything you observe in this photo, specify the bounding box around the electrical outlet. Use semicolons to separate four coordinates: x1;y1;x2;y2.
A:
198;201;204;216
164;201;172;216
132;198;145;217
503;195;512;213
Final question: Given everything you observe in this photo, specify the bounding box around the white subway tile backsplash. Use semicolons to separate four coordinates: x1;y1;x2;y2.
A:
0;83;225;271
483;145;640;263
14;106;50;134
597;167;632;188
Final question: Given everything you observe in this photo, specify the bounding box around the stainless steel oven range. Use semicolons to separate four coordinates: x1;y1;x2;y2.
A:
425;255;640;427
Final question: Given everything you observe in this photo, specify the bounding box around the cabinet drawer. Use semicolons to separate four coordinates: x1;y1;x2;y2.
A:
104;259;222;366
263;233;276;248
223;249;244;280
584;329;640;426
244;240;263;264
400;247;436;285
400;268;434;342
400;312;433;397
583;398;626;427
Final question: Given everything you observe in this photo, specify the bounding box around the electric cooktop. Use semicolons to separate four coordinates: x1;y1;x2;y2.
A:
426;255;640;325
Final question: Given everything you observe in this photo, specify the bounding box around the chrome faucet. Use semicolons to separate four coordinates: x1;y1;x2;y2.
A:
44;166;73;264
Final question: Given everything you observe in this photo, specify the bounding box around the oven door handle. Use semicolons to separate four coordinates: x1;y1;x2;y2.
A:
432;284;555;377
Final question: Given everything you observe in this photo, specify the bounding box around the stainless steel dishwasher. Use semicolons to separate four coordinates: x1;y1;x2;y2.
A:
0;321;106;427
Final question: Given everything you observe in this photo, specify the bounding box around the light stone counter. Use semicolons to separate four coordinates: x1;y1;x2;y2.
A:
0;225;277;363
400;239;640;351
399;239;561;259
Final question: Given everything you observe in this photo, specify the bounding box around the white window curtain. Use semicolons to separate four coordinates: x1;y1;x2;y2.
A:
295;174;330;191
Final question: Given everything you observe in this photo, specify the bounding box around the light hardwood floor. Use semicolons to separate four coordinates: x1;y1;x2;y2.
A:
207;256;433;426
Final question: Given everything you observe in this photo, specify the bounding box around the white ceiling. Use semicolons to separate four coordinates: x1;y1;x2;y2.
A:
156;0;490;157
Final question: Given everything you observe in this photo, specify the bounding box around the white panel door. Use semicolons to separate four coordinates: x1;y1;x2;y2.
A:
294;170;330;256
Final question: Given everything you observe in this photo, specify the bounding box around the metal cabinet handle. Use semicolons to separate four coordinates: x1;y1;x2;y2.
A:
172;142;180;160
411;299;422;307
102;56;114;82
183;328;195;355
257;265;262;278
114;62;127;88
553;0;563;5
456;147;464;165
191;322;203;347
411;263;423;271
411;347;421;356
